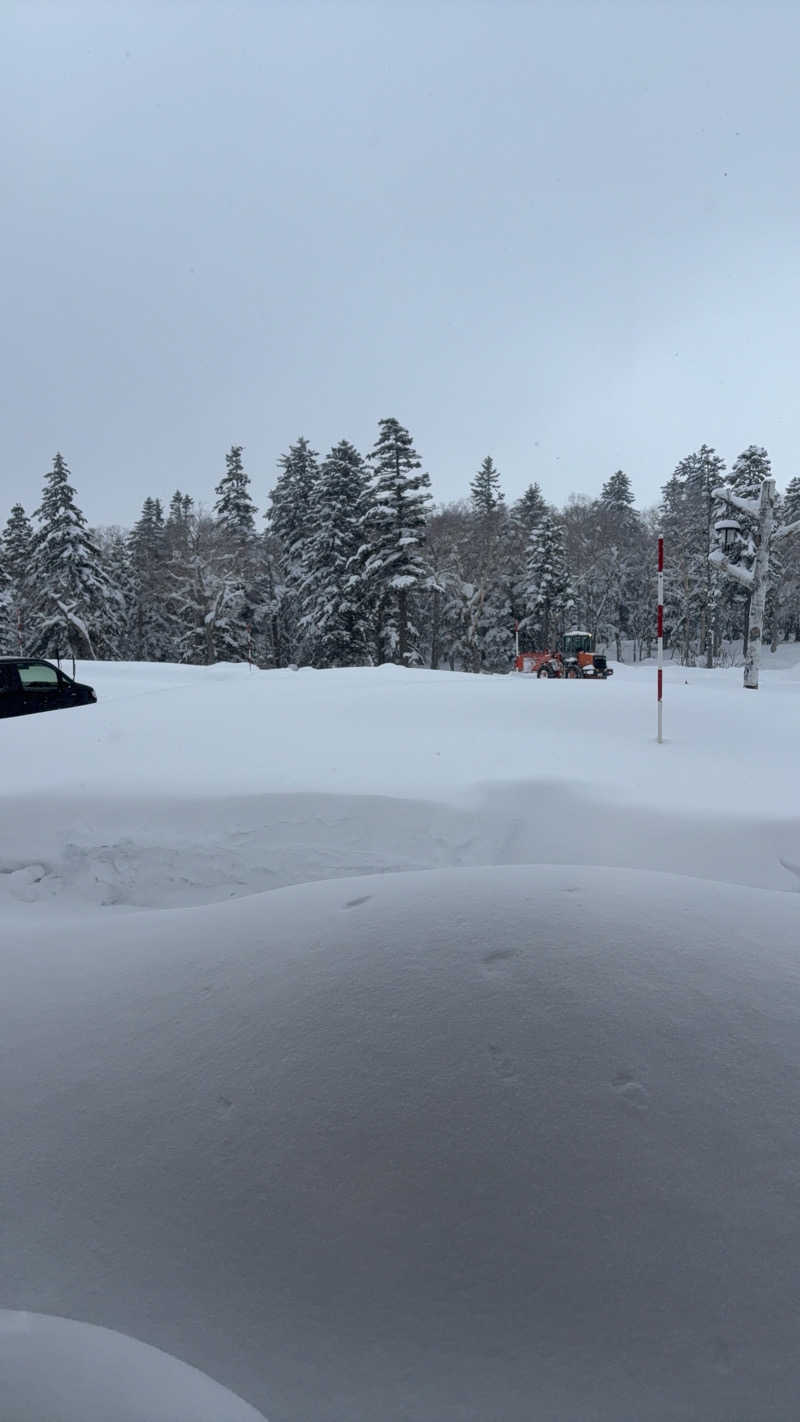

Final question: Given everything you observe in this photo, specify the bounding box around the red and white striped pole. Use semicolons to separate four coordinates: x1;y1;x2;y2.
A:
657;535;664;743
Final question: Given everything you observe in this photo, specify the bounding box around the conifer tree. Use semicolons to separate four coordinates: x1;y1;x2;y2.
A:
215;445;257;546
523;511;574;650
28;453;123;659
0;503;34;652
266;437;319;662
299;439;370;666
362;418;432;664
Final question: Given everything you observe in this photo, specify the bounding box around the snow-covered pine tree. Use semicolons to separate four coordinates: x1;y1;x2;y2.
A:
214;445;259;660
0;543;11;653
266;437;319;663
784;476;800;524
595;470;648;660
362;418;432;665
167;514;247;665
659;447;726;664
298;439;370;667
215;445;257;546
470;456;504;518
600;469;635;512
128;497;176;660
95;526;136;659
778;477;800;641
166;491;195;559
28;454;124;659
462;456;511;671
0;503;33;653
522;510;574;650
512;482;547;533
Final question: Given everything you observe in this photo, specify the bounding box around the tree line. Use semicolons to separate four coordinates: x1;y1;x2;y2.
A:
1;419;799;670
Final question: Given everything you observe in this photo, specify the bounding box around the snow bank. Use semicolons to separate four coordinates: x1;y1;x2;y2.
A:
3;864;800;1419
0;1312;267;1422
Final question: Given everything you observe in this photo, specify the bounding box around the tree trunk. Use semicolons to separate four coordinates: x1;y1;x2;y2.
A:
397;589;408;665
430;588;441;670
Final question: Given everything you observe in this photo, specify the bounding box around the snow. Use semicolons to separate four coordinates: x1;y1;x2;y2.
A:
3;652;800;1418
2;655;800;914
0;1312;267;1422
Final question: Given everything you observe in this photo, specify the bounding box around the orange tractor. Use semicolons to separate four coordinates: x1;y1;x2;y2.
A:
514;630;613;680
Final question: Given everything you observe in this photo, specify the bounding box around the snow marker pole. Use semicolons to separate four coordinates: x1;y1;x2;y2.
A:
657;536;664;743
515;621;519;659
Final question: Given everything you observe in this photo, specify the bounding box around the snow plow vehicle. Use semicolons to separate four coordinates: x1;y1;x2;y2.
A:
514;631;613;679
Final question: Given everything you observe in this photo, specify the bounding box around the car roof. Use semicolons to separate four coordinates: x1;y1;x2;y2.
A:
0;656;58;665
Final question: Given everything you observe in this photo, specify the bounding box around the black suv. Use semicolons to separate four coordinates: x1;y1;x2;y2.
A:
0;658;98;718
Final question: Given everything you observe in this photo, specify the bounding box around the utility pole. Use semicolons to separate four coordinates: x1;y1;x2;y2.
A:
710;478;800;689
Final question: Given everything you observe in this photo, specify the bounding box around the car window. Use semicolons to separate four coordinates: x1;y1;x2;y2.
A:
18;664;60;689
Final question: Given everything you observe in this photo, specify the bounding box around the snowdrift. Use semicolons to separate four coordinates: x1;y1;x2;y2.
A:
0;1312;267;1422
3;864;800;1420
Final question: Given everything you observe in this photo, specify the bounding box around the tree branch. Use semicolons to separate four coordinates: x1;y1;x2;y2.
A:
711;486;760;518
773;517;800;543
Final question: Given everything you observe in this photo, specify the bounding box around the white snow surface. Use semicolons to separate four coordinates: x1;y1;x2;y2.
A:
3;654;800;1419
0;1312;267;1422
2;653;800;915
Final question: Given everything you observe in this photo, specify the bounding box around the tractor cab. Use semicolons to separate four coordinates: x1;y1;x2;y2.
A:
563;631;593;658
561;630;613;679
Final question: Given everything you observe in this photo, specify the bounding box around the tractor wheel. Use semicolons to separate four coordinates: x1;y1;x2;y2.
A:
566;666;581;680
537;666;550;679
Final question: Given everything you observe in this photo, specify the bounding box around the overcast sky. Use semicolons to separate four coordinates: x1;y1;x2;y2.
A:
2;0;799;527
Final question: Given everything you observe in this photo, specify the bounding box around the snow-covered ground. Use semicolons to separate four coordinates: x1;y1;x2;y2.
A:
2;652;800;915
3;653;800;1420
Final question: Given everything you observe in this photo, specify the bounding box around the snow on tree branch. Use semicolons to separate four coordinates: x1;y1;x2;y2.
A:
711;486;760;518
707;546;754;589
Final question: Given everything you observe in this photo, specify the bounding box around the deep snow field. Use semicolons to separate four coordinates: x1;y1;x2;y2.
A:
2;652;800;1421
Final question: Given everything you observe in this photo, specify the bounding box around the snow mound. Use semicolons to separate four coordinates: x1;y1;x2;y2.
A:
0;1311;267;1422
3;864;800;1420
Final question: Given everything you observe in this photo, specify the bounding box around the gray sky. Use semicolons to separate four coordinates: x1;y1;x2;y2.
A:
2;0;799;527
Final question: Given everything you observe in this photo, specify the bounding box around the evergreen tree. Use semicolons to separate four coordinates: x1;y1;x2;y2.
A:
523;511;574;649
362;418;432;665
660;446;726;665
129;497;175;660
267;437;318;562
784;476;800;524
298;439;370;666
601;469;635;510
0;544;10;653
213;446;259;659
512;482;547;533
166;491;195;558
215;445;257;545
266;437;319;663
28;454;124;659
460;456;511;671
470;456;504;518
0;503;34;652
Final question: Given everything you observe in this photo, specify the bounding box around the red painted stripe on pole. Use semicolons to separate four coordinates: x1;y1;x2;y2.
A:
658;668;663;699
658;536;664;572
657;606;663;637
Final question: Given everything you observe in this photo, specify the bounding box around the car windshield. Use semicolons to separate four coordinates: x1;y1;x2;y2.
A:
17;664;60;688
